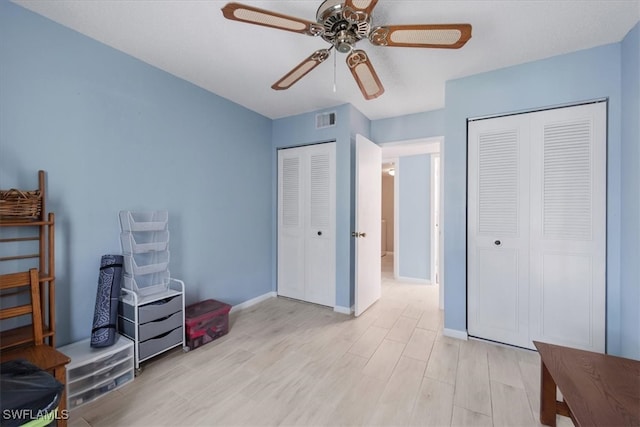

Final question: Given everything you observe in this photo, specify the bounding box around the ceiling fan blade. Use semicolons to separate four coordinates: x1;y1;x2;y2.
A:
369;24;472;49
221;2;323;36
344;0;379;18
272;49;331;91
346;50;384;100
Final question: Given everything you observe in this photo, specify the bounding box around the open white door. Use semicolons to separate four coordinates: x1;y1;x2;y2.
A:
354;134;381;316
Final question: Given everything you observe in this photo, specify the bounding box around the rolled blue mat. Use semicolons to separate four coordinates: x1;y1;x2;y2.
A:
90;254;123;348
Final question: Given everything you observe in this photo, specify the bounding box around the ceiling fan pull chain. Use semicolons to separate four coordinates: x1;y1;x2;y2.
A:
333;49;337;93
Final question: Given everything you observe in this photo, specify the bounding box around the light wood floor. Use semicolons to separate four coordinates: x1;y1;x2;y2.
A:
70;255;571;427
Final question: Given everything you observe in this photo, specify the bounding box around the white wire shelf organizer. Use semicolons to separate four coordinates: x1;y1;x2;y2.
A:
118;210;186;372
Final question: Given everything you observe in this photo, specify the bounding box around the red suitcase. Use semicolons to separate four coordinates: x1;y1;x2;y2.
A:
184;299;231;350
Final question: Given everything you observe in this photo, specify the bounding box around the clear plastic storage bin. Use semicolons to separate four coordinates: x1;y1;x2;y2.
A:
119;211;168;232
68;359;132;395
120;230;169;254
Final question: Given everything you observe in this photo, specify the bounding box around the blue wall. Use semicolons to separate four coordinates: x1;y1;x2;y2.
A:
397;154;431;281
271;104;355;309
620;23;640;360
444;43;625;354
0;1;273;345
372;109;445;143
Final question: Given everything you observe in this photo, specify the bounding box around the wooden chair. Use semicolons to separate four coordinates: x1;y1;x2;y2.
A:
0;268;70;426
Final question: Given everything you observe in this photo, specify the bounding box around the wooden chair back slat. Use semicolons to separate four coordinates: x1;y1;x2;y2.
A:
0;268;44;346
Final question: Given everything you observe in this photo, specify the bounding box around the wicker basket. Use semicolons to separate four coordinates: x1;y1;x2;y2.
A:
0;189;42;219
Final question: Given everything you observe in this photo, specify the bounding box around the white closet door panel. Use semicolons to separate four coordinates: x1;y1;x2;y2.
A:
278;236;305;300
472;247;530;347
305;235;335;306
468;116;530;348
537;252;593;346
278;151;305;300
304;143;336;306
529;102;606;352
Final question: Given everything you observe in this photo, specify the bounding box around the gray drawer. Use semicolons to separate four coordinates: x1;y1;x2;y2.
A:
139;326;183;360
138;311;182;342
118;317;135;340
138;295;182;324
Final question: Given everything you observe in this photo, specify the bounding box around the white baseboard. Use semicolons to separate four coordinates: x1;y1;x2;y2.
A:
443;328;468;341
231;291;276;313
396;276;431;285
334;305;353;315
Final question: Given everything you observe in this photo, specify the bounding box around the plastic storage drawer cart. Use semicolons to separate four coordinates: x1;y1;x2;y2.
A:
184;299;232;351
119;279;185;371
58;335;134;411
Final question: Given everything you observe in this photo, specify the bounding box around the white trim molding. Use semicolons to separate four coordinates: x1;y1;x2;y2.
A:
443;328;469;341
334;305;353;315
397;276;431;285
231;291;276;313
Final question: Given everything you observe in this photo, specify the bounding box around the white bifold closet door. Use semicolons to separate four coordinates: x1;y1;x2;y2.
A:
277;142;336;307
468;102;606;352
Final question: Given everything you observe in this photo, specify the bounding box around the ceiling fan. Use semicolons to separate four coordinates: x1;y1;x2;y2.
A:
221;0;472;100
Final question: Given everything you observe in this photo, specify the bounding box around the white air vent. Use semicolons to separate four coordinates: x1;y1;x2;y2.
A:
316;111;336;129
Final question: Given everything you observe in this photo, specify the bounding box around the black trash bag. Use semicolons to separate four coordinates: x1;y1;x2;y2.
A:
0;359;63;427
91;254;124;347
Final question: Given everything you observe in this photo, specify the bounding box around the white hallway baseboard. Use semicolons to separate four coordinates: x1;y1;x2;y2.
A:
396;276;431;285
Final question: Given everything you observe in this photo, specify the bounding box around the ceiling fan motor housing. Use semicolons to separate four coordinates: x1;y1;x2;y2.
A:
317;0;371;53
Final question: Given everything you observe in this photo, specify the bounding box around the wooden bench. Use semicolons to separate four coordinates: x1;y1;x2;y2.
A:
0;269;70;426
534;341;640;427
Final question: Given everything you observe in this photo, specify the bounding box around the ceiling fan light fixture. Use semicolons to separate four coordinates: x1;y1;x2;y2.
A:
335;29;356;53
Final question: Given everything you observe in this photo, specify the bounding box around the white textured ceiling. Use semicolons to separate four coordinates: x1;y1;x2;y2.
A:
13;0;640;120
